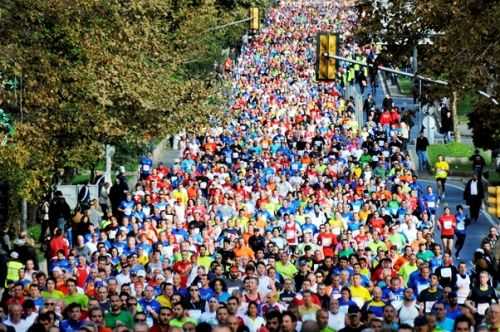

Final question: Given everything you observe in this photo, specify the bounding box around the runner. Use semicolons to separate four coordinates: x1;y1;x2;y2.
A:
0;2;497;332
434;155;450;200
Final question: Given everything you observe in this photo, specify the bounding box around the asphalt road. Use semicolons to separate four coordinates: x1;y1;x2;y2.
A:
418;178;497;265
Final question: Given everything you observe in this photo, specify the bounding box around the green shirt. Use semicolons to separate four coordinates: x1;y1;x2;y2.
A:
105;310;134;329
41;290;65;300
169;317;197;328
417;250;434;262
399;262;418;286
321;327;336;332
368;240;387;253
339;248;354;258
275;261;298;279
63;293;89;309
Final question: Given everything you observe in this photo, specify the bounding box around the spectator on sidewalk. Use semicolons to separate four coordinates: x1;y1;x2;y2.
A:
440;108;453;143
464;173;484;224
469;149;486;177
416;132;430;172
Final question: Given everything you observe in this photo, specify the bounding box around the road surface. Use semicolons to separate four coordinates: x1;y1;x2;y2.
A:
418;178;497;265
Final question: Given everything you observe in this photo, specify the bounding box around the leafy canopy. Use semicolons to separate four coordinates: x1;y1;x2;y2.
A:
0;0;262;206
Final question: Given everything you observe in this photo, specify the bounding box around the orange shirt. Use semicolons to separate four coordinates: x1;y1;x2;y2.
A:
234;246;254;259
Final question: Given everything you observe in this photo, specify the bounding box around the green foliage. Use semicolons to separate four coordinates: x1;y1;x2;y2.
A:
468;100;500;151
357;0;500;149
0;0;265;221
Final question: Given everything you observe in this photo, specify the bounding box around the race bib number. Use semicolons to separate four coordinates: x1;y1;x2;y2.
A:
425;301;436;313
477;302;490;315
441;268;452;278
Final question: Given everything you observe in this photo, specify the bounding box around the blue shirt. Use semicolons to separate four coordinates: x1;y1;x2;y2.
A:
436;317;454;332
60;320;84;332
119;200;135;217
140;156;153;175
139;298;161;316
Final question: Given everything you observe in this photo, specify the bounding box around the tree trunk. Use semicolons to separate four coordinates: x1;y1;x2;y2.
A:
452;91;461;142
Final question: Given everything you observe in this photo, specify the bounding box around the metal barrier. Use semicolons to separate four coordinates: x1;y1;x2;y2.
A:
56;184;99;210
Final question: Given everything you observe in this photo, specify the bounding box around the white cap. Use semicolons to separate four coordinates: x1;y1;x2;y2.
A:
136;270;146;278
10;251;19;259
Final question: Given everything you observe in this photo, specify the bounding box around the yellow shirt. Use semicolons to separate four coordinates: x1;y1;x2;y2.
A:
435;161;449;179
329;218;345;235
172;189;188;205
350;285;372;307
157;295;171;308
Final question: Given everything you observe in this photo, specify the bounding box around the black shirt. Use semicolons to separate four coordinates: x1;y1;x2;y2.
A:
416;136;429;151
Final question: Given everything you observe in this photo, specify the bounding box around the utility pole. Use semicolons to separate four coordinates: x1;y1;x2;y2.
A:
452;91;460;142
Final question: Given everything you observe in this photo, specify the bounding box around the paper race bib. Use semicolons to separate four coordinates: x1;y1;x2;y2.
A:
425;301;436;313
477;302;490;315
441;267;452;278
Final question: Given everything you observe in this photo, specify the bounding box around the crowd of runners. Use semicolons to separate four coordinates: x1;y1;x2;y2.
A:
0;1;498;332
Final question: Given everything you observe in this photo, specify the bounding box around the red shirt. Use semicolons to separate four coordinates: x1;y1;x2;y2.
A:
379;112;392;125
370;217;385;233
75;265;90;288
49;236;70;258
317;232;337;257
439;214;456;236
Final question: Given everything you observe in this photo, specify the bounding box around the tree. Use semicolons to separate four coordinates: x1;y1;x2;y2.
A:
0;0;267;224
356;0;500;147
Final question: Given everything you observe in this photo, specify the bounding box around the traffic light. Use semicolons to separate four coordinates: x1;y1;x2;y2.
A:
487;185;500;217
249;8;259;31
316;33;338;81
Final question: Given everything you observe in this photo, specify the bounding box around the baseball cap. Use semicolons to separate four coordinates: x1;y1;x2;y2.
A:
348;305;360;314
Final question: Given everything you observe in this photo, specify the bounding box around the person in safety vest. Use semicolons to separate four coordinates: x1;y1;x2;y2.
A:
6;251;24;287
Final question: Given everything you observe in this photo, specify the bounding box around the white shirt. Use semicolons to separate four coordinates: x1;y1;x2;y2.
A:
456;274;471;304
116;272;132;286
328;311;345;331
24;313;38;328
242;315;266;332
4;318;31;332
471;180;478;196
257;276;274;297
399;302;420;326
